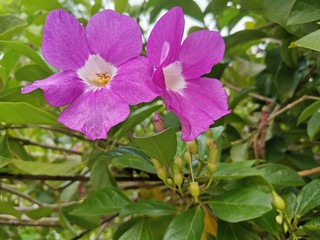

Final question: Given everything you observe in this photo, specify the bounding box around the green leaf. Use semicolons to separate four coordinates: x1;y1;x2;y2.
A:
90;156;117;191
255;210;280;237
287;0;320;25
290;29;320;51
224;30;267;50
217;220;260;240
132;128;177;168
263;0;296;27
258;163;305;187
298;101;320;124
307;112;320;140
209;188;272;222
11;159;79;176
15;64;50;82
0;87;46;107
0;40;52;73
114;104;161;138
0;155;11;168
0;15;26;40
0;203;21;219
214;161;262;179
119;200;177;217
163;207;204;240
115;0;128;13
296;179;320;216
0;102;59;125
21;0;62;12
118;218;153;240
25;207;53;220
230;143;248;162
71;187;131;217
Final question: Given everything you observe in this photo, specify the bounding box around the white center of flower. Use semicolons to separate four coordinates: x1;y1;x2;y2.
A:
163;61;186;92
77;55;117;90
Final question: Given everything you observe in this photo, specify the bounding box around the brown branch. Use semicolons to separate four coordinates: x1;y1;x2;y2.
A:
298;166;320;177
0;214;60;227
8;136;82;155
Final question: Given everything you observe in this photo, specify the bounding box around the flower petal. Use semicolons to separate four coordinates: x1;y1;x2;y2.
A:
21;71;85;107
111;57;158;105
147;7;184;67
165;77;230;141
86;10;142;67
42;9;91;71
58;88;130;140
179;30;225;79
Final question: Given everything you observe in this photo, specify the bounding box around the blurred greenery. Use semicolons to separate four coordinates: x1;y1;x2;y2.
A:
0;0;320;239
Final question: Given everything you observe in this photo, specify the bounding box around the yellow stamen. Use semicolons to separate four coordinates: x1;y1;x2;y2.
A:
91;73;111;87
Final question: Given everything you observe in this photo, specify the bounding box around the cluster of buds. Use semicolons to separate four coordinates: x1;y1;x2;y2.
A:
152;158;168;182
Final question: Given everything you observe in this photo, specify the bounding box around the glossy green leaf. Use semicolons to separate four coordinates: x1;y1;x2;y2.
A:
114;104;161;138
255;210;280;237
120;200;177;217
163;207;204;240
298;101;320;124
0;40;52;73
224;30;267;50
217;220;260;240
214;161;262;179
263;0;296;27
296;179;320;216
209;188;272;222
132;128;177;168
15;64;50;82
0;102;59;125
115;0;128;13
0;14;26;40
307;112;320;140
0;203;21;219
25;207;53;220
0;155;11;168
258;163;304;187
290;29;320;51
0;87;46;107
71;187;131;217
90;156;116;191
288;0;320;25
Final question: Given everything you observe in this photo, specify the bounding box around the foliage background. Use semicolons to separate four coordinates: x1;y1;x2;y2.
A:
0;0;320;239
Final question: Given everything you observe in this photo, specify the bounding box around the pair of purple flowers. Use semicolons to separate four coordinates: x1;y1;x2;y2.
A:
22;7;230;141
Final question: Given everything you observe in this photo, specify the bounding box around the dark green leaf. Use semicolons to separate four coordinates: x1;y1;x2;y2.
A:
307;112;320;140
255;210;280;236
288;0;320;25
0;102;59;125
209;188;272;222
25;207;53;220
90;156;116;191
132;128;177;168
120;200;177;217
15;64;50;82
0;203;21;219
214;161;262;179
71;187;131;217
163;207;204;240
296;179;320;216
298;101;320;124
217;220;260;240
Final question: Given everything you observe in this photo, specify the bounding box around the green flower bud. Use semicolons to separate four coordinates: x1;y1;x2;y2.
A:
156;167;168;182
272;191;286;211
189;181;201;203
276;215;283;225
151;158;162;168
173;172;183;188
166;178;174;186
184;152;192;164
205;131;214;149
174;156;183;172
208;145;218;164
207;162;217;174
187;140;198;155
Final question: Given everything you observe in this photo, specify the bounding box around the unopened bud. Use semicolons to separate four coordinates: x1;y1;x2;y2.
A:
208;146;218;164
276;215;283;225
151;158;162;168
173;172;183;188
189;181;201;203
166;178;174;186
156;167;168;182
174;156;183;172
187;140;198;155
205;131;214;149
272;191;286;211
152;112;165;133
184;152;192;164
207;162;217;174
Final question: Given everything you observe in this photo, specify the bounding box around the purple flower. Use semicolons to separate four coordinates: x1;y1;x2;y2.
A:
147;7;230;141
22;9;157;140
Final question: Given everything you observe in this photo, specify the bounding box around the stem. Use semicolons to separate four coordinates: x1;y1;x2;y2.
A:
188;149;195;182
0;214;60;227
298;166;320;177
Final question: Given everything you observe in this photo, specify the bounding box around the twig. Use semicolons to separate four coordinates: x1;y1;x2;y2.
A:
71;214;118;240
298;166;320;177
0;214;60;227
8;136;82;155
224;82;275;104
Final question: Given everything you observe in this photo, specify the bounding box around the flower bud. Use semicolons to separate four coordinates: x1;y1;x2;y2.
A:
173;172;183;188
276;215;283;225
187;140;198;155
184;152;192;164
208;146;218;164
207;162;217;174
189;181;201;203
156;167;168;182
272;191;286;211
166;178;174;186
152;112;165;133
205;131;214;149
174;156;183;172
151;158;162;169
